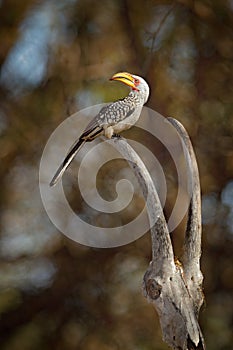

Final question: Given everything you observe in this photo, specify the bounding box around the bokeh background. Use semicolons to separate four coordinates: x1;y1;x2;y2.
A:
0;0;233;349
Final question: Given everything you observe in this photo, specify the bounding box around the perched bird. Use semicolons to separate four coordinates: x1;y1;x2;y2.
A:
50;72;150;187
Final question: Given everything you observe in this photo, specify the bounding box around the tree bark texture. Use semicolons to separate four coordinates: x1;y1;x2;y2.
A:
111;117;205;350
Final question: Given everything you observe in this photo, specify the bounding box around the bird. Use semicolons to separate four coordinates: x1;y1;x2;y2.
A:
50;72;150;187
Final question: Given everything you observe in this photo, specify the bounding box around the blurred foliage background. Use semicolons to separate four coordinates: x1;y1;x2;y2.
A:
0;0;233;349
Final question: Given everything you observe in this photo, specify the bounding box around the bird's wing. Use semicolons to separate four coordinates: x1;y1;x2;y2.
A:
50;102;135;187
81;124;104;141
85;102;135;129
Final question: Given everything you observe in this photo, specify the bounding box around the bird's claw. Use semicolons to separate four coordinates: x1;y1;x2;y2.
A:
112;133;122;139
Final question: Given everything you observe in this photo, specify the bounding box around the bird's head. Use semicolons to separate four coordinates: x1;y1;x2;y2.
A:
110;72;150;103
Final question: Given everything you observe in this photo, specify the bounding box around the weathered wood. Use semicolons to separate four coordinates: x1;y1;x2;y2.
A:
111;137;174;265
167;118;204;320
111;118;205;350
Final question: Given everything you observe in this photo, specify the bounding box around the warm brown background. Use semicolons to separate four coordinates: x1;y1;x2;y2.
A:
0;1;232;349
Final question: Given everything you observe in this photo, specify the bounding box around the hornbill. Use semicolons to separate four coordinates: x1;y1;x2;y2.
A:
50;72;150;187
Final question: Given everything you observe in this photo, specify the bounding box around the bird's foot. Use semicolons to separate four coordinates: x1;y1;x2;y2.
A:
112;133;122;139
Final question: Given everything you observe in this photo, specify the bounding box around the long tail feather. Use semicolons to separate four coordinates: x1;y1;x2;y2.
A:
50;138;85;187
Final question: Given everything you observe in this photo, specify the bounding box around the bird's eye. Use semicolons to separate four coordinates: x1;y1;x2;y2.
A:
134;78;140;85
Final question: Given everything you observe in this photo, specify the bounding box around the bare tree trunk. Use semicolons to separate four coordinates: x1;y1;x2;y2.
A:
111;117;205;350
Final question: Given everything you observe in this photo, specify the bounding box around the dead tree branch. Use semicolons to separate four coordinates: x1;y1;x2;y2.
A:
111;117;205;350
